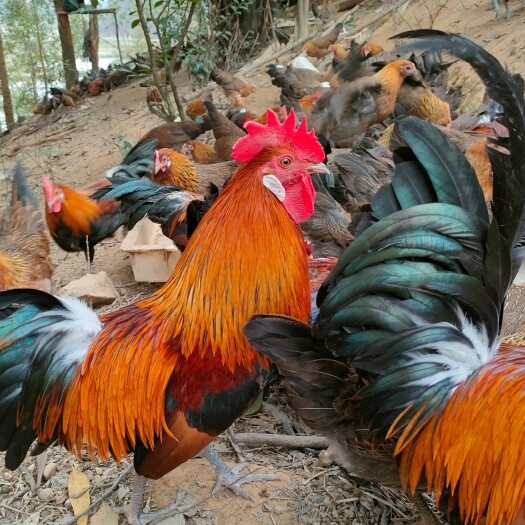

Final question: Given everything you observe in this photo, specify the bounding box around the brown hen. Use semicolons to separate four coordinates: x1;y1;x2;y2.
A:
0;162;53;292
203;101;246;161
138;120;211;151
303;22;344;59
211;68;255;98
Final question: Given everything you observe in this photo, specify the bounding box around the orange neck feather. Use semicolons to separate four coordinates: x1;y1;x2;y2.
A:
396;342;525;525
57;154;311;461
154;150;198;191
45;185;102;236
0;252;25;290
373;64;410;121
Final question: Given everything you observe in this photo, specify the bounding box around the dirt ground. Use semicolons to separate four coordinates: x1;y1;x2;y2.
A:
0;0;524;523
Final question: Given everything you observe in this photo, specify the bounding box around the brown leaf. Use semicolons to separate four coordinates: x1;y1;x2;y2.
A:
67;469;90;525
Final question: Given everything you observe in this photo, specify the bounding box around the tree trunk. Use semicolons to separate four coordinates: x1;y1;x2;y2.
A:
0;26;15;130
53;0;79;87
297;0;309;40
32;0;49;95
89;13;99;72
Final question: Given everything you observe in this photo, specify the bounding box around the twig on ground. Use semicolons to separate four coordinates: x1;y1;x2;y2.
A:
262;402;296;435
234;433;328;449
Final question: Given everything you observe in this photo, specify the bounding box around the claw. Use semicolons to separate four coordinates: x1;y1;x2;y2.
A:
212;462;280;500
202;444;280;500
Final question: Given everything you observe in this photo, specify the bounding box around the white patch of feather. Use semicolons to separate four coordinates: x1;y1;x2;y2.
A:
104;165;123;179
32;296;102;364
404;305;499;389
263;175;286;202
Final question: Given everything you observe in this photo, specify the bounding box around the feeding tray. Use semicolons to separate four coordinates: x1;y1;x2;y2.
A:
121;218;181;282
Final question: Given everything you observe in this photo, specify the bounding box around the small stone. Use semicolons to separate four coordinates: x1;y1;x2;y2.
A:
43;462;58;481
273;505;286;515
117;485;130;500
317;448;334;468
59;271;119;307
55;492;67;505
3;471;13;481
37;487;55;501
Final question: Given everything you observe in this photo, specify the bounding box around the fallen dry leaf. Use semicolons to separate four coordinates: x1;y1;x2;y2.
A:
67;469;91;525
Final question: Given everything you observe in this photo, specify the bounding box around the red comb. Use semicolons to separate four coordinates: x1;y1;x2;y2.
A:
231;108;324;163
42;175;54;201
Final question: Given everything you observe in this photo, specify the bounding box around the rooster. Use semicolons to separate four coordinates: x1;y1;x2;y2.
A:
245;31;525;525
42;139;156;266
0;162;53;292
0;110;329;525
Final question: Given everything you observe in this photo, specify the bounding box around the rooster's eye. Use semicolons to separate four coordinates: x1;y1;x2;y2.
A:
280;157;292;168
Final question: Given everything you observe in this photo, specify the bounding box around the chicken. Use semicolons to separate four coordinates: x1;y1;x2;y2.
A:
181;140;222;164
0;162;53;292
98;177;204;251
246;31;525;525
308;60;417;148
138;120;211;151
328;40;384;87
42;139;157;265
204;101;246;161
303;22;344;59
50;86;82;104
381;119;501;205
146;85;162;105
32;95;60;115
492;0;525;18
267;60;324;112
0;109;328;525
153;147;237;193
210;68;256;98
301;173;353;258
226;93;288;130
328;146;395;212
185;92;213;121
397;70;452;126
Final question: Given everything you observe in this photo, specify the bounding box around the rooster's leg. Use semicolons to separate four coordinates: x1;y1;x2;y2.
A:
201;444;280;500
118;475;182;525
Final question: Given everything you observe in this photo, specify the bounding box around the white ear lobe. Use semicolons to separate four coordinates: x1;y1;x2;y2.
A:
262;174;286;202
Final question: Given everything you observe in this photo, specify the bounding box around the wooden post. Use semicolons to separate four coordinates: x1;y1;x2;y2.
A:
113;10;123;64
297;0;309;40
53;0;79;87
89;13;99;72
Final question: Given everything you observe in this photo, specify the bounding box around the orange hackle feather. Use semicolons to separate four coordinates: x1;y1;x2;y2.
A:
372;60;416;121
34;111;314;468
394;342;525;525
184;140;221;164
45;184;103;236
154;148;199;191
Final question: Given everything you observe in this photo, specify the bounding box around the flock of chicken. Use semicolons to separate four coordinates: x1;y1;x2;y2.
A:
1;25;525;525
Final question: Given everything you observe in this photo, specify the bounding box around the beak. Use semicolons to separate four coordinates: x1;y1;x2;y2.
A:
307;162;330;175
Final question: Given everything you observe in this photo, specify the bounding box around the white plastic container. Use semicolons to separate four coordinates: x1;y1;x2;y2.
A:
121;218;181;282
